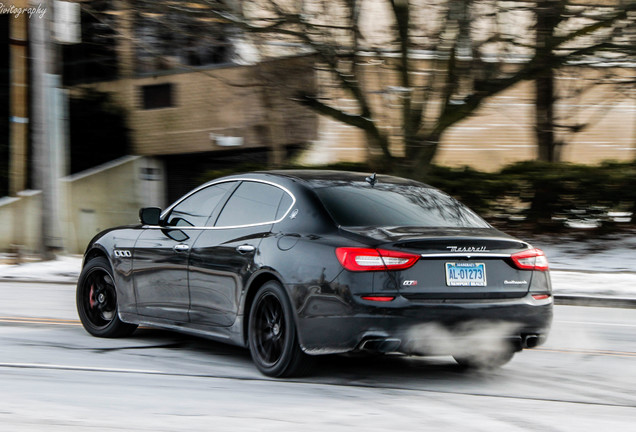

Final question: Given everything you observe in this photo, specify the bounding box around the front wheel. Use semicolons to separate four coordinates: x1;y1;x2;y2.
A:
76;257;137;338
248;281;311;377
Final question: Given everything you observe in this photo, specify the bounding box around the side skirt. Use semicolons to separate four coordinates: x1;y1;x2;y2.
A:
119;312;247;348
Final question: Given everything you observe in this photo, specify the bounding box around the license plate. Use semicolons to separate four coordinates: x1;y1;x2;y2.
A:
445;262;487;287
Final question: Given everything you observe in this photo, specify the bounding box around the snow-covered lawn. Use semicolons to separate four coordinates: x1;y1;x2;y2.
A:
550;271;636;299
535;233;636;273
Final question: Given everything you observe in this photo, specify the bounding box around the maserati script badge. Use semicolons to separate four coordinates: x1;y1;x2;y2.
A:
446;246;490;253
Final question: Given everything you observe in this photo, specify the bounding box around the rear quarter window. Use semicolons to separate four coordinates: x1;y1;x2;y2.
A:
215;181;291;227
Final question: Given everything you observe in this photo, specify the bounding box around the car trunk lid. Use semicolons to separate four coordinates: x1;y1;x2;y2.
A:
341;227;533;299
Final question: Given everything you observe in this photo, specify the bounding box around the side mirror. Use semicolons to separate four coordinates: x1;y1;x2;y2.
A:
139;207;162;225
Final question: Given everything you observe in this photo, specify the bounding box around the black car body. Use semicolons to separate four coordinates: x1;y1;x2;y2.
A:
77;171;552;376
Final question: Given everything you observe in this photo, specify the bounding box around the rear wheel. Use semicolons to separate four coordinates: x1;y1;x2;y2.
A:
76;257;137;338
248;281;311;377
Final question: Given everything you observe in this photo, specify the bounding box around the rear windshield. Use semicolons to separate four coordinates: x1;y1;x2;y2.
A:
314;183;489;228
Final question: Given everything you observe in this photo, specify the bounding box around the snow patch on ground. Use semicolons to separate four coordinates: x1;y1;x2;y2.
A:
0;255;82;283
534;234;636;273
550;271;636;299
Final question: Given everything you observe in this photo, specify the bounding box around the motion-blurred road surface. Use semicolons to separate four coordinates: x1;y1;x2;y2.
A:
1;282;635;431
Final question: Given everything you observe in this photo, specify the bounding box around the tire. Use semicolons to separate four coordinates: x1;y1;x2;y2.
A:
453;346;515;370
248;281;312;377
76;256;137;338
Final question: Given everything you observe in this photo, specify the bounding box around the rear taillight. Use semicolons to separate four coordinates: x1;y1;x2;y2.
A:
511;248;549;271
335;248;420;271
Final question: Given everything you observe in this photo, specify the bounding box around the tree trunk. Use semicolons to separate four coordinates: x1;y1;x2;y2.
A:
535;69;556;162
402;133;440;177
534;1;563;163
260;85;285;169
365;130;394;169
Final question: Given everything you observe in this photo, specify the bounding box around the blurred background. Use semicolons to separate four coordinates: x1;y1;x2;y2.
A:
1;0;635;258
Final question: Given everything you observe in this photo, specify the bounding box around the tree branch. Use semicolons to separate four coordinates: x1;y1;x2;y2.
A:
296;94;392;159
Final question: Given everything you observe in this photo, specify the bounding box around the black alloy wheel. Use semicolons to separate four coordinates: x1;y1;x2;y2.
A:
248;281;311;377
76;257;137;338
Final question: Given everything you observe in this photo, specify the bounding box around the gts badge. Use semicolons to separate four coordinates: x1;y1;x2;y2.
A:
402;280;418;286
114;249;132;258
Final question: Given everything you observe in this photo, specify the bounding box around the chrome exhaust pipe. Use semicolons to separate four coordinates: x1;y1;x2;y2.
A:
359;338;401;353
523;335;539;349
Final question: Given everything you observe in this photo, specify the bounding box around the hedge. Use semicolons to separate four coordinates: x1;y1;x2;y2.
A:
201;160;636;231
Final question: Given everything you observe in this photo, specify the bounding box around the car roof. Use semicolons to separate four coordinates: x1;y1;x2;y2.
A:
252;170;429;188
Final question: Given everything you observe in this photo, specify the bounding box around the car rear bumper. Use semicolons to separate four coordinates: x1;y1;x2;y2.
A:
296;293;553;355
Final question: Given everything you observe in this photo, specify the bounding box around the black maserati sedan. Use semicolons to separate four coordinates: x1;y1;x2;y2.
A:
77;170;552;377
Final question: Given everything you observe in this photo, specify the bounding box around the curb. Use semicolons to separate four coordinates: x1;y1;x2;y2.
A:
554;295;636;309
551;268;636;275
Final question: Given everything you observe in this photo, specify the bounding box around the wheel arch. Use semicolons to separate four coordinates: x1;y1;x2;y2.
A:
84;247;110;268
82;246;131;316
241;270;286;345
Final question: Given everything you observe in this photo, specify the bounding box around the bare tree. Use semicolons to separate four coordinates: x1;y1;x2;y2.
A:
189;0;635;171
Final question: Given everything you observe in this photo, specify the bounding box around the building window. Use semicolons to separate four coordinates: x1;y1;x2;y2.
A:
141;83;174;109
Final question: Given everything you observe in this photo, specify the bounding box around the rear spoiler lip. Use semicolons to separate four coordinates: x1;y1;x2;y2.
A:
418;252;512;258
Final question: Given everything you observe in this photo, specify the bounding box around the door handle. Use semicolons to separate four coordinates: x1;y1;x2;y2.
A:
173;244;190;252
236;244;255;254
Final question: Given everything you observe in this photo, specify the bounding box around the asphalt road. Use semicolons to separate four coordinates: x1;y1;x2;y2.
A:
1;282;635;431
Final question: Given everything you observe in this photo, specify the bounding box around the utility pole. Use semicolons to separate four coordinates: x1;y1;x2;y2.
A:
31;0;63;259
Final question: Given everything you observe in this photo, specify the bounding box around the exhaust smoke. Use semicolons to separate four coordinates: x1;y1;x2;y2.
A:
405;321;522;368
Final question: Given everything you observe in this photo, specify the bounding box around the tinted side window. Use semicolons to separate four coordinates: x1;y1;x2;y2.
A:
167;182;233;227
315;184;489;228
216;182;286;227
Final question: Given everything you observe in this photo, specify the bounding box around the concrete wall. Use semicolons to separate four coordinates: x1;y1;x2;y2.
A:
0;156;165;255
0;191;41;254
